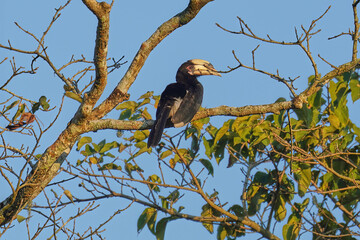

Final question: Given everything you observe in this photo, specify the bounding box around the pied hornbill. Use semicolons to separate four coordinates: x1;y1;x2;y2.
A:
147;59;221;147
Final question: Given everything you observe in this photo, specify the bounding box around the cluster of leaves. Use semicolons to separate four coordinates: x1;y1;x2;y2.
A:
198;71;360;239
74;71;360;240
137;193;181;240
76;136;119;168
76;92;159;175
139;71;360;240
116;91;155;122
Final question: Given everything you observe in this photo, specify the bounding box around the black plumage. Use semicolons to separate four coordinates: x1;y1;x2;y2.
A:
147;59;221;147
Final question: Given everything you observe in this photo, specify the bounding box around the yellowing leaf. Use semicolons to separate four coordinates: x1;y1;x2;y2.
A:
89;157;98;164
275;196;287;221
16;215;26;223
65;91;83;103
77;136;92;150
214;121;230;144
160;150;172;160
350;79;360;102
64;189;74;204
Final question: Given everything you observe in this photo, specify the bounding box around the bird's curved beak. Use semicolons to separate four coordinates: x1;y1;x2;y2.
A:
188;63;221;77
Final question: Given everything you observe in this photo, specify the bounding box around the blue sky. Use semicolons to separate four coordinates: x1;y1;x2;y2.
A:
0;0;359;239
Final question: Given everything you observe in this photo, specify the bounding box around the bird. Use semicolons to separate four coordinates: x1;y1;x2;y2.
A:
147;59;221;147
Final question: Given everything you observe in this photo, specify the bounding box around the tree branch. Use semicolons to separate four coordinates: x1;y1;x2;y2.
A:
91;0;215;119
80;0;111;116
0;0;216;227
353;0;360;60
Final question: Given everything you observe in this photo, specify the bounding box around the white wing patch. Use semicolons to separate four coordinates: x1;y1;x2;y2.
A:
169;90;188;117
169;90;188;128
169;97;182;118
173;121;185;128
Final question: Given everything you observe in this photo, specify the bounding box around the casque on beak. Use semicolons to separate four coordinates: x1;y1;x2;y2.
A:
186;59;221;77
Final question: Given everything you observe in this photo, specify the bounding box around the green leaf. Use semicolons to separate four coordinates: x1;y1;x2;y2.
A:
148;174;161;192
142;108;152;120
100;141;118;153
294;163;311;197
97;139;106;149
328;114;341;129
228;204;244;217
5;100;19;113
137;208;148;233
137;208;157;234
202;222;214;234
98;163;122;171
253;171;271;185
81;144;95;156
119;109;132;120
308;87;323;109
155;217;171;240
275;196;287;221
283;224;297;240
16;215;26;223
214;140;226;164
77;136;92;150
89;157;98;164
190;135;199;156
147;209;157;235
203;137;213;159
199;159;214;176
138;98;150;108
201;204;220;233
247;187;267;216
333;100;349;127
294;106;313;128
32;102;41;113
329;80;347;105
134;130;147;141
92;142;100;153
217;224;227;240
138;91;154;100
39;96;49;110
350;79;360;102
214;121;230;144
116;101;137;110
160;150;172;160
12;104;25;122
125;163;143;176
64;91;83;103
134;142;151;157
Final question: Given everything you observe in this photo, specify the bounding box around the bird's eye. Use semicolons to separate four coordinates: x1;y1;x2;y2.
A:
186;65;194;72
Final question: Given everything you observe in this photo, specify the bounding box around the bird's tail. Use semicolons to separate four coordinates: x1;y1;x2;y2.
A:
147;107;171;148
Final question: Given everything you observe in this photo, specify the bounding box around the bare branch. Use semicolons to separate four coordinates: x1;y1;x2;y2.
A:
353;0;360;60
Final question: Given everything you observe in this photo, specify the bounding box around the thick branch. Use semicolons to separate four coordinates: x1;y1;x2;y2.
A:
0;0;215;226
81;0;111;114
86;100;295;132
91;0;215;119
0;0;112;226
353;0;360;60
87;58;360;136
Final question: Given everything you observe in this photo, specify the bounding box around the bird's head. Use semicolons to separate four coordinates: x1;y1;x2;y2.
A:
179;59;221;77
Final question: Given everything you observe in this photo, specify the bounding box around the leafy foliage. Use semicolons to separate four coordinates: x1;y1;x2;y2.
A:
120;71;360;240
1;1;360;239
70;70;360;239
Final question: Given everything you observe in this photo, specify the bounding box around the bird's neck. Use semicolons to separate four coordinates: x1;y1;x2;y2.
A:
176;71;199;85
